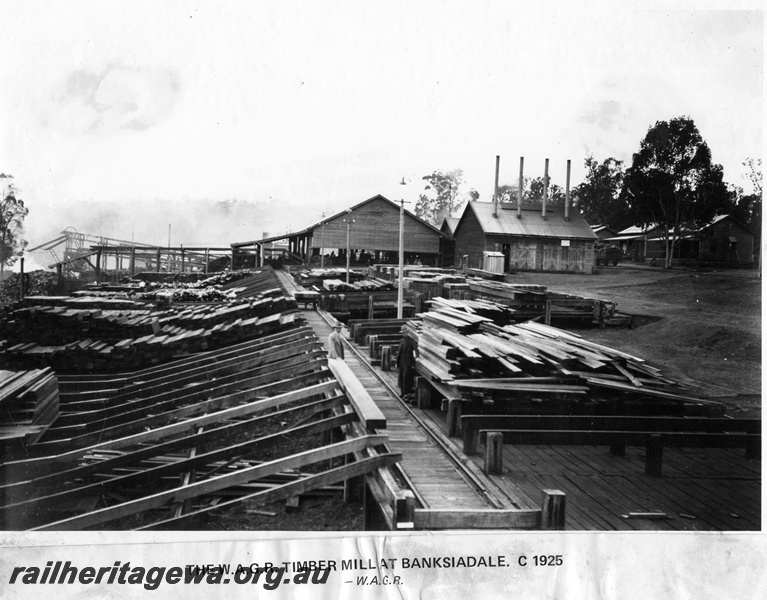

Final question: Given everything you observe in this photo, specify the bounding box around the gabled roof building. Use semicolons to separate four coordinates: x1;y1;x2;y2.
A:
452;200;598;274
606;215;756;265
231;194;444;266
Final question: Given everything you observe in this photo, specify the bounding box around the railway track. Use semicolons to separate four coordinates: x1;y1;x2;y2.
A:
312;308;510;510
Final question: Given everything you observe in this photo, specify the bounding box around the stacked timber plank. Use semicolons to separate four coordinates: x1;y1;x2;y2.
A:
0;285;300;373
0;368;59;445
1;292;295;344
414;301;725;417
1;312;299;373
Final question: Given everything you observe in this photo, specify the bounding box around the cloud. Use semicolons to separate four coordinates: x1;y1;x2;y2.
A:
55;64;180;135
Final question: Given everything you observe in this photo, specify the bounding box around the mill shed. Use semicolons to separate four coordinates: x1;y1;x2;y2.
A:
453;201;598;274
232;194;443;267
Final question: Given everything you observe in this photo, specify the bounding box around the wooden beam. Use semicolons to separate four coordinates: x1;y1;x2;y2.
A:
33;369;334;452
6;380;342;472
33;435;391;530
413;508;539;530
0;395;348;499
4;413;358;525
328;359;386;430
142;453;401;531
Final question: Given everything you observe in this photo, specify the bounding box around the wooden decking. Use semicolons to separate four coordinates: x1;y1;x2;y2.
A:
416;408;760;531
301;310;492;511
487;442;760;531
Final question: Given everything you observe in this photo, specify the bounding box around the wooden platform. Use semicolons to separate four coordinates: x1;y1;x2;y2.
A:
420;408;761;531
302;310;491;512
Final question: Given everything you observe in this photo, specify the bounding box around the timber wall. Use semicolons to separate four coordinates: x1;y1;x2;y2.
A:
454;208;596;274
310;197;440;254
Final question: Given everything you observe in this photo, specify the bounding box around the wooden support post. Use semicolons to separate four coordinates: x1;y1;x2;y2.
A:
204;248;209;274
463;424;478;456
95;249;102;283
56;264;63;287
130;247;136;277
544;299;552;325
181;247;186;273
368;335;378;358
381;346;392;371
395;490;416;529
362;481;373;531
483;431;504;475
540;489;566;530
646;434;663;477
416;377;431;409
447;399;462;437
368;294;375;320
610;441;626;457
156;248;161;273
285;496;300;513
343;460;363;504
18;257;25;300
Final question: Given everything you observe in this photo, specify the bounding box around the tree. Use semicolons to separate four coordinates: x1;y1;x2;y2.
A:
497;181;527;204
0;174;29;280
572;156;629;229
621;117;729;268
528;177;567;206
743;157;762;197
737;158;762;239
414;169;477;226
497;176;567;206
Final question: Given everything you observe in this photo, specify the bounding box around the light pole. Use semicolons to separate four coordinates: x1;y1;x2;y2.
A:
320;213;326;269
343;210;354;284
397;178;409;319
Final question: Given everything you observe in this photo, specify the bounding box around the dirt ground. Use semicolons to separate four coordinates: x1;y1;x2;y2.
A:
510;264;762;418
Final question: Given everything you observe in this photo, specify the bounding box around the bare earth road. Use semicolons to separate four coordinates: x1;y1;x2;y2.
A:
509;265;762;418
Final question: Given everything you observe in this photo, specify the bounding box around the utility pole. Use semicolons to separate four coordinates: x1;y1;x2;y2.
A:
320;213;326;269
344;210;354;284
397;178;411;319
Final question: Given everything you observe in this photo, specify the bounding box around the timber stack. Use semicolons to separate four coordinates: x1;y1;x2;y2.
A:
0;269;300;373
0;368;59;446
414;300;725;417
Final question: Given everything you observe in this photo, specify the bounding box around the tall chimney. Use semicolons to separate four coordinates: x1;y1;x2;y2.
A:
565;159;571;221
542;158;549;220
493;155;500;218
517;156;524;218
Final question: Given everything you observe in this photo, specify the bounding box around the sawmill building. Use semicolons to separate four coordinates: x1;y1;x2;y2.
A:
232;194;444;267
450;200;598;274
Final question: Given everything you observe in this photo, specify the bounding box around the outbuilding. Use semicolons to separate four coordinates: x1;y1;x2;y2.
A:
608;214;755;266
452;200;598;274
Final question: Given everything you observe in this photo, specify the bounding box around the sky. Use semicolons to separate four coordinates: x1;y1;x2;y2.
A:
0;0;763;270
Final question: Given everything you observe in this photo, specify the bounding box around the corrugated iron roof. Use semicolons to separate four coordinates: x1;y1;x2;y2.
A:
465;202;597;240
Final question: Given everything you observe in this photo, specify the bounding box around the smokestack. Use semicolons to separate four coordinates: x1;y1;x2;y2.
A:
493;155;500;218
517;156;524;218
565;159;571;221
542;158;549;220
